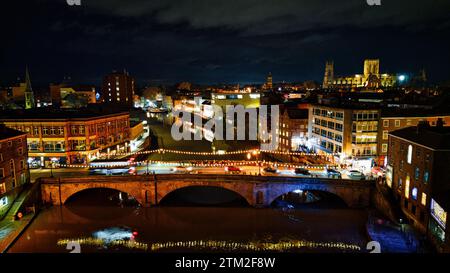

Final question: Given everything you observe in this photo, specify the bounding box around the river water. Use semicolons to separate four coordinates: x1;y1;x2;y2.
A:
9;204;369;253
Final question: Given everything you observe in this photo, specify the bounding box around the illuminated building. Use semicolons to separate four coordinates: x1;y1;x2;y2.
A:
388;121;450;252
211;92;260;109
50;84;97;108
102;71;135;106
279;108;309;151
322;59;403;89
4;67;36;109
309;104;380;159
0;125;29;219
0;108;130;166
264;72;273;90
377;110;450;166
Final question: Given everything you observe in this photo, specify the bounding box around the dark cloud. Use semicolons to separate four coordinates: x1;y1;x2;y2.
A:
85;0;450;34
0;0;449;85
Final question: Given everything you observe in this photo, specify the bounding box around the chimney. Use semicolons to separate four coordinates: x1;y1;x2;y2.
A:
436;118;445;128
417;120;430;134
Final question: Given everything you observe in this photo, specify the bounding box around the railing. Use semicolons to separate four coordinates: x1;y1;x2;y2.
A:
39;173;375;187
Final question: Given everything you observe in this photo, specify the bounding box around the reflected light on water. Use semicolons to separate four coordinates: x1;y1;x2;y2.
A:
57;238;361;252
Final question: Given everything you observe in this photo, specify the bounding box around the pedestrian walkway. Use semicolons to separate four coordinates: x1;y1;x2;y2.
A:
0;185;36;252
366;214;421;253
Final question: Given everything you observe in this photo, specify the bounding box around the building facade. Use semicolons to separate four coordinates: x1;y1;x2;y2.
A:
309;104;380;158
388;122;450;252
323;59;400;89
278;108;308;152
0;125;29;218
0;110;131;166
102;71;135;106
378;113;450;166
51;84;97;108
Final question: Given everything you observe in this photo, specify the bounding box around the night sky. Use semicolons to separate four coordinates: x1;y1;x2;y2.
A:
1;0;450;86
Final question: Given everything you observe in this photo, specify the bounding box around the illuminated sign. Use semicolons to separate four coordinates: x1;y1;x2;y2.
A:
431;199;447;228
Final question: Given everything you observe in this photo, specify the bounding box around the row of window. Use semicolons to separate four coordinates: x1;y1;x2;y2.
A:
312;109;344;120
313;118;343;132
352;112;379;121
319;140;342;153
7;120;129;137
352;121;378;132
0;138;23;150
312;126;343;143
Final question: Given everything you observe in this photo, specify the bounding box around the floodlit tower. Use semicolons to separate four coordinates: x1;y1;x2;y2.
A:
323;61;334;88
24;66;36;109
267;72;273;90
363;59;380;77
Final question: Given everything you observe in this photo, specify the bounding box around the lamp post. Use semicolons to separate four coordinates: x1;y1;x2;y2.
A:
50;157;58;178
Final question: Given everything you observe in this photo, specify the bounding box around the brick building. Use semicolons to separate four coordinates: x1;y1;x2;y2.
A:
377;109;450;166
388;121;450;252
102;71;135;106
0;107;131;167
0;125;29;218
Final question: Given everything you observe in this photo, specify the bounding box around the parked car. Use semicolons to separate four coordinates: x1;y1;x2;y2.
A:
294;168;311;176
348;170;365;179
263;166;278;173
326;168;341;178
225;166;241;173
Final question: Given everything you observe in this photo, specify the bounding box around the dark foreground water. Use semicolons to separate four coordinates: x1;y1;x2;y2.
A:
9;205;369;253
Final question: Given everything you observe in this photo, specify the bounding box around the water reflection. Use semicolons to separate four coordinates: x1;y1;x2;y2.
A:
9;205;369;253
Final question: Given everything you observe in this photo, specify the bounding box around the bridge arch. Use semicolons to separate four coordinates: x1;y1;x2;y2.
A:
157;182;253;206
265;184;354;207
61;184;144;206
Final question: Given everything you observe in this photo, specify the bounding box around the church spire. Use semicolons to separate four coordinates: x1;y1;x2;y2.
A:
24;66;35;109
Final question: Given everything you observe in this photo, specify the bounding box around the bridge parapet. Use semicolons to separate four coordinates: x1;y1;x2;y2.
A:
38;174;374;208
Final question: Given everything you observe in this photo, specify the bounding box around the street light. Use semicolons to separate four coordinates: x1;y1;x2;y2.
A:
50;157;58;178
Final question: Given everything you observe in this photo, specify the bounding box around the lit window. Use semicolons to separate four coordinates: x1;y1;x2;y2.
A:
405;175;410;198
383;120;389;127
421;193;427;206
424;171;429;184
383;130;388;140
382;144;388;153
395;120;401;127
412;187;418;200
407;145;413;164
415;167;420;180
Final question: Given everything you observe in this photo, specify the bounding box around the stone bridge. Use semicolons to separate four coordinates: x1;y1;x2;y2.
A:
38;174;374;208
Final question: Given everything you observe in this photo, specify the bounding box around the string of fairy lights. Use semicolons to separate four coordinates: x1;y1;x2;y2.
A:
57;238;361;252
55;160;338;170
96;148;340;157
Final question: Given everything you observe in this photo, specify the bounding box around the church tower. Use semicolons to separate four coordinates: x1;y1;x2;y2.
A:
323;61;334;88
266;72;273;90
24;66;36;109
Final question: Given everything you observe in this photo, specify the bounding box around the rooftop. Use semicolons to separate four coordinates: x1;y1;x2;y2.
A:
285;108;308;119
381;107;450;118
0;105;129;121
389;124;450;150
0;125;26;140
